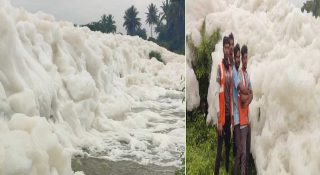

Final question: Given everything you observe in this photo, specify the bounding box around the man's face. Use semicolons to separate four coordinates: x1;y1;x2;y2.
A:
223;43;230;60
229;40;234;58
242;53;248;69
235;51;240;69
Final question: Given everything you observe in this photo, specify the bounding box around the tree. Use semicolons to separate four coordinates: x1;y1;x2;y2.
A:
101;14;116;33
85;21;102;32
159;0;169;23
146;3;158;38
155;0;185;54
123;5;141;35
135;27;147;40
83;14;116;34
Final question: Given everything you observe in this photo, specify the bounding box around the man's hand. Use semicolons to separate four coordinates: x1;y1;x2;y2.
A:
218;123;224;136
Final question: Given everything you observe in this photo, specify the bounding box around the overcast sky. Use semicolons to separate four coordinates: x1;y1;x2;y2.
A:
11;0;306;37
289;0;305;8
11;0;163;37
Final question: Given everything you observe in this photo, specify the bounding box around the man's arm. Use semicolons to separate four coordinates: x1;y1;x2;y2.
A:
232;66;249;95
241;78;253;106
215;65;221;121
248;79;253;105
216;65;223;136
240;93;252;107
238;83;250;95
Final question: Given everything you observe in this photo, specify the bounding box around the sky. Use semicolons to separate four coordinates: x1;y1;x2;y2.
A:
11;0;306;37
289;0;306;8
11;0;164;37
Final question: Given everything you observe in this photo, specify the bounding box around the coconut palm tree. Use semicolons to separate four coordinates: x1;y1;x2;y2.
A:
159;0;169;23
100;14;116;33
123;5;141;35
146;3;158;38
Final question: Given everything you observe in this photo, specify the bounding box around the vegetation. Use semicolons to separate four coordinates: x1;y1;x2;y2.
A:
301;0;320;17
102;14;116;33
146;3;158;39
186;110;222;175
149;51;164;64
80;1;184;55
187;21;221;115
84;14;116;33
175;153;186;175
134;27;147;40
156;0;185;54
123;5;142;36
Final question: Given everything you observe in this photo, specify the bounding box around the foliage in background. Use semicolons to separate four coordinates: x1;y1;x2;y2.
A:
82;14;116;33
301;0;320;17
155;0;185;54
146;3;158;39
134;27;147;40
123;5;142;35
79;1;185;55
187;20;221;115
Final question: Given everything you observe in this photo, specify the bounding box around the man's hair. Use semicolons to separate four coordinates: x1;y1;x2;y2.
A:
234;43;240;56
229;33;234;42
223;36;229;46
241;45;248;57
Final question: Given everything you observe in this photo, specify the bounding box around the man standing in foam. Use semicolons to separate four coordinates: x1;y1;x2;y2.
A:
214;36;233;174
232;42;252;175
238;45;253;175
232;43;241;175
228;32;237;159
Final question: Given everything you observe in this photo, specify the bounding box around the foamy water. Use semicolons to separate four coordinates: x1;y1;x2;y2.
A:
0;0;185;174
187;0;320;174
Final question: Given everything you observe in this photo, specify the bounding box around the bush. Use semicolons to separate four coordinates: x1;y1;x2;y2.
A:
149;51;164;64
148;37;157;43
187;19;221;115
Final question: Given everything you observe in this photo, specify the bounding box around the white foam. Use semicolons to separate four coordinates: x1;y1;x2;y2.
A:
187;0;320;174
0;0;185;174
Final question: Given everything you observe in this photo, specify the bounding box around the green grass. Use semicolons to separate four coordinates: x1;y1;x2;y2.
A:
186;110;230;175
186;109;257;175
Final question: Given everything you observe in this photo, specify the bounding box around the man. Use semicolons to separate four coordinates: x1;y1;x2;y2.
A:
238;45;253;175
229;33;236;160
232;43;251;175
232;43;241;175
214;36;233;175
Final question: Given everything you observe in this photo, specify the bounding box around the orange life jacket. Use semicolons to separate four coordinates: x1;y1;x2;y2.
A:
238;69;249;126
218;62;233;127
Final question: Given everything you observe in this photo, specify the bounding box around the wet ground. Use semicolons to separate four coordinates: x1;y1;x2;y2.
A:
72;155;177;175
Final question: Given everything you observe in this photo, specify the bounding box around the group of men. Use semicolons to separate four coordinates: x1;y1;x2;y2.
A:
214;33;253;175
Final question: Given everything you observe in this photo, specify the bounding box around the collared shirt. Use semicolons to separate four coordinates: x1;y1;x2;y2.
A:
239;68;252;129
232;65;240;125
216;62;232;117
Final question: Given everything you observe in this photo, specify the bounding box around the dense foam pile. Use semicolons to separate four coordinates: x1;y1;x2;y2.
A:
0;0;185;174
187;0;320;174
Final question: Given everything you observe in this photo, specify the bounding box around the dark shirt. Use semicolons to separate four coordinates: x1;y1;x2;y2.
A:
216;62;231;117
